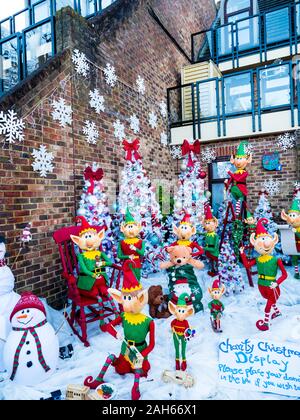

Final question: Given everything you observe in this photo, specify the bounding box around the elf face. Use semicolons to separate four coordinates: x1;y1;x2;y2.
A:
168;302;194;321
203;218;218;233
208;284;226;301
281;210;300;229
244;216;256;226
121;222;142;239
71;229;105;251
250;233;278;255
173;223;196;241
108;288;148;314
230;155;252;170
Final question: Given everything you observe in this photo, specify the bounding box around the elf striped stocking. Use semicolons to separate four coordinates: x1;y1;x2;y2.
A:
271;304;281;320
235;200;241;216
95;354;116;383
131;368;143;400
264;312;270;326
107;294;119;316
98;296;105;327
295;266;299;275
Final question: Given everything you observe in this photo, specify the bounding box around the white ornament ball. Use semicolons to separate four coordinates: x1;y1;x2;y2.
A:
89;196;98;206
77;208;86;217
175;201;182;210
181;163;187;171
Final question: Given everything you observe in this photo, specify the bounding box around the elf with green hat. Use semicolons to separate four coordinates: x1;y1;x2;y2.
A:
118;208;145;284
240;218;287;331
168;293;195;371
171;212;204;257
225;141;252;216
281;193;300;279
201;204;220;276
244;210;257;248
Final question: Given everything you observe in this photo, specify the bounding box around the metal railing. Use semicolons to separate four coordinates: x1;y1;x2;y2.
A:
0;0;116;97
167;60;298;140
192;2;299;67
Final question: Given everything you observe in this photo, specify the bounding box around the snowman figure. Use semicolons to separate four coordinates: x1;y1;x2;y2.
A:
0;236;19;371
3;292;59;385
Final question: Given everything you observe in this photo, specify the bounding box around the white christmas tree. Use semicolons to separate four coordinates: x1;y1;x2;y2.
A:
77;163;114;259
218;236;244;296
118;139;164;275
254;191;278;235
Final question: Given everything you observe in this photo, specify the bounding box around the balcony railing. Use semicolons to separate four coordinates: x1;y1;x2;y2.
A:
167;60;298;141
192;2;299;67
0;0;116;97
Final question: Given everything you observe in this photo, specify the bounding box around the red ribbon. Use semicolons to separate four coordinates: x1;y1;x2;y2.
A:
123;139;141;162
84;166;104;194
181;139;201;168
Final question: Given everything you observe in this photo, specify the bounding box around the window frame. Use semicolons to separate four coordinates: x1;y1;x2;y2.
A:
208;156;233;212
224;0;253;24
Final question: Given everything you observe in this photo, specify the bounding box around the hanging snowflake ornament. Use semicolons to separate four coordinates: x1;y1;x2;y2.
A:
218;163;232;179
148;111;158;129
159;101;167;118
113;119;125;141
201;147;217;164
89;89;105;114
72;49;89;77
160;132;168;146
136;75;146;95
0;109;25;144
31;145;54;178
276;132;296;151
263;179;280;196
130;114;140;134
51;98;73;127
83;120;99;145
104;63;117;88
170;145;182;160
245;143;254;155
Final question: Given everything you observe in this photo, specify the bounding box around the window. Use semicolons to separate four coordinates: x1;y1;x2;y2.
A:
24;20;53;76
223;72;252;114
209;158;236;216
265;7;290;45
259;64;290;109
225;0;253;24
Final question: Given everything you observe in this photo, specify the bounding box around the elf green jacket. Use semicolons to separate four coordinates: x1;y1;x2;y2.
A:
77;250;112;291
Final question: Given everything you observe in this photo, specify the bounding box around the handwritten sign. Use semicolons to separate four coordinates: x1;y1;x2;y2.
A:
218;338;300;398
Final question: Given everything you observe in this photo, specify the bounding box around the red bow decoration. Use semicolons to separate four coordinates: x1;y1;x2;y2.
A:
181;139;201;168
84;166;104;194
123;139;141;162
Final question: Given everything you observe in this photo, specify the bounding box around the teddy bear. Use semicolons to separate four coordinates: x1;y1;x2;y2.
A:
160;245;204;313
148;285;171;319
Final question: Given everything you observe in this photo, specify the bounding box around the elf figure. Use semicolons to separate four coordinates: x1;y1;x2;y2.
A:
281;197;300;279
244;211;257;238
201;204;220;276
168;293;194;372
208;279;225;333
84;274;155;400
240;218;287;331
70;216;119;331
225;141;252;216
171;212;204;258
118;208;145;284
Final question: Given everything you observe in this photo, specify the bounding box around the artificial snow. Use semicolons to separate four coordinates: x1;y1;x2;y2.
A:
1;267;299;400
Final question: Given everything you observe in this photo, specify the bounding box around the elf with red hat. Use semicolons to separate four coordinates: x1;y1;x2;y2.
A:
208;279;226;333
171;212;204;258
240;218;288;331
201;204;220;276
70;216;119;331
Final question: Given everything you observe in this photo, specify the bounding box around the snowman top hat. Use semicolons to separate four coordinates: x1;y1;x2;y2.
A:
10;291;46;321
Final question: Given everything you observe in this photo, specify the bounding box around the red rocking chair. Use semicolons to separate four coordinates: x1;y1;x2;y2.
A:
53;224;123;347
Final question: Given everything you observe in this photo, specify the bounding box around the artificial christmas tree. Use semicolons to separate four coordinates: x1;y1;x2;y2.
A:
118;139;163;275
218;235;244;296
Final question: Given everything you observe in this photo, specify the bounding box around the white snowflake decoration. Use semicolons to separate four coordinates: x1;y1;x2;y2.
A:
245;143;254;155
83;120;99;145
72;49;89;77
0;109;25;144
51;98;72;127
160;132;168;146
263;179;280;196
31;145;54;178
148;111;158;129
104;63;117;87
89;89;105;114
159;101;167;118
276;133;296;151
218;163;232;179
136;75;146;95
295;181;300;190
113;119;125;141
130;114;140;134
170;146;182;160
201;147;217;164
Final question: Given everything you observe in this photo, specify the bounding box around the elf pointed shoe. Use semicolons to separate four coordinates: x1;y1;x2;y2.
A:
256;320;269;331
271;312;282;320
181;361;187;371
175;360;180;371
84;376;103;389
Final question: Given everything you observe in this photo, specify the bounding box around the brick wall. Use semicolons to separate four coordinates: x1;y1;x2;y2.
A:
0;1;216;308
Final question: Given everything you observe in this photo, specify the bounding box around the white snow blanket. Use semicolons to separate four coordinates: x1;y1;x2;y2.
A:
0;267;300;400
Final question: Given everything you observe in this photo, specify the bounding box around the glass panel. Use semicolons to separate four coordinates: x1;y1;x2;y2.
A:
226;0;250;15
211;183;226;215
266;8;290;45
297;3;300;37
24;21;53;75
0;19;11;39
196;30;214;62
33;1;51;23
217;23;233;57
0;37;19;93
237;15;259;51
224;72;252;114
14;9;30;33
227;11;249;24
198;80;217;118
212;161;235;180
55;0;75;11
102;0;114;8
260;65;290;109
79;0;96;17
